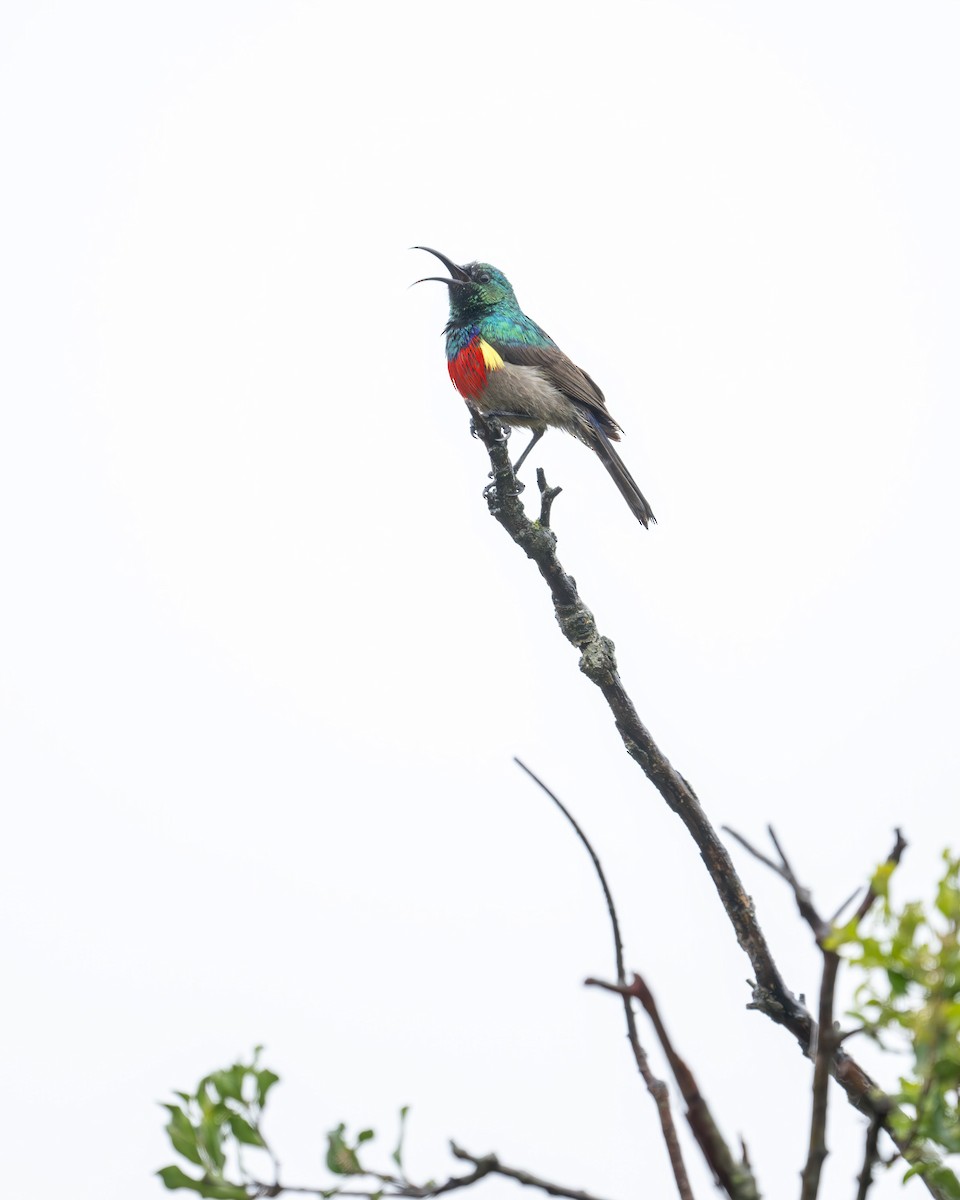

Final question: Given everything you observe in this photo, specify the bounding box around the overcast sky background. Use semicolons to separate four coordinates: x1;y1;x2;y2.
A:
2;3;959;1197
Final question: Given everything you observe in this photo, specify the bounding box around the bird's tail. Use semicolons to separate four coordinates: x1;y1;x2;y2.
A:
584;413;656;529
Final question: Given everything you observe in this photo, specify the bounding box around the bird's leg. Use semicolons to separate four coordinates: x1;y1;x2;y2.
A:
481;414;545;475
510;428;545;475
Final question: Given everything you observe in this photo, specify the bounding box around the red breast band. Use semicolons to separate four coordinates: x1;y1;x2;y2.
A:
448;338;488;401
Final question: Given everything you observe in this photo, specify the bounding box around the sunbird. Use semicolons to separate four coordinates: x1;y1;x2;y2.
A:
415;247;655;528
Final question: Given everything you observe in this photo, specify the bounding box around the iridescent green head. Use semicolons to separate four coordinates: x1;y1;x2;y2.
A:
413;247;519;322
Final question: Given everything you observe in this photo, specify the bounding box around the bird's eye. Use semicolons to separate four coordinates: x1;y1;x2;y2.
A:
477;271;491;284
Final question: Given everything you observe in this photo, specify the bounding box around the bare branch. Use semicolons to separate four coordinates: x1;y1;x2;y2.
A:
249;1145;617;1200
536;468;563;528
470;413;803;1028
828;887;863;926
851;829;907;924
248;1161;491;1199
469;418;952;1199
450;1144;614;1200
514;758;694;1200
722;825;827;941
724;819;840;1197
585;976;760;1200
855;1111;886;1200
514;759;627;982
627;975;760;1200
801;950;840;1200
722;828;911;1200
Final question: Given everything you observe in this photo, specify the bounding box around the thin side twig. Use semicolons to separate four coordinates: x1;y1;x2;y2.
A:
250;1143;616;1200
513;757;694;1200
855;1110;886;1200
851;829;907;923
536;468;562;527
450;1144;614;1200
586;976;760;1200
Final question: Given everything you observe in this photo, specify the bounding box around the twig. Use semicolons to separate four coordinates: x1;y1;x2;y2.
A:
536;468;563;528
450;1144;614;1200
828;887;863;926
718;829;838;1197
855;1110;886;1200
722;825;906;943
513;758;694;1200
468;415;953;1199
723;825;828;940
249;1146;611;1200
852;829;907;923
586;976;760;1200
249;1163;490;1199
801;950;839;1200
721;828;909;1200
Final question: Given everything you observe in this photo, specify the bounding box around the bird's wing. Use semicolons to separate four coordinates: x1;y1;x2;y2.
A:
485;340;623;439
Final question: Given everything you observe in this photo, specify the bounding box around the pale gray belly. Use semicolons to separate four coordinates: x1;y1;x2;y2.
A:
475;363;588;437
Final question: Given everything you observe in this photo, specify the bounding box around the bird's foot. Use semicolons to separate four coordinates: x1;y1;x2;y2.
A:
484;475;524;499
469;416;511;442
492;465;526;492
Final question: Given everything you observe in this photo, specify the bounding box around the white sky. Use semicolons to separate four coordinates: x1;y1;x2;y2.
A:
2;3;958;1197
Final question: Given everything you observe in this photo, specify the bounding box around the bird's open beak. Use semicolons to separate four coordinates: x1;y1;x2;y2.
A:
411;245;472;287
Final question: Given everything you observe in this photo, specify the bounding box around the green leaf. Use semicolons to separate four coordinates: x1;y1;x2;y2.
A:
256;1069;280;1107
357;1129;375;1144
886;968;910;997
196;1078;215;1115
870;861;896;900
212;1066;246;1102
200;1185;249;1200
158;1165;203;1192
157;1166;249;1198
326;1124;362;1175
228;1113;265;1147
163;1105;203;1167
928;1165;960;1200
935;867;960;920
825;917;859;950
198;1114;227;1174
846;849;960;1162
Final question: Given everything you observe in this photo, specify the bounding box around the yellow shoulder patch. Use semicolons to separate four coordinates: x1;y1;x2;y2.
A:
478;339;504;371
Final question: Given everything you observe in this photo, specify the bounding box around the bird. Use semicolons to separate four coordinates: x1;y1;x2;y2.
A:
414;247;655;528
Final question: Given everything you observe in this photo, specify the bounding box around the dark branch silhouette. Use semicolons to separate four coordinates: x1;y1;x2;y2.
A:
855;1110;886;1200
468;410;950;1199
248;1143;615;1200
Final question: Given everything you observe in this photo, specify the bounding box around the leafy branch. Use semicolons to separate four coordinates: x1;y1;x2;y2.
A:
840;851;960;1195
158;1065;616;1200
159;1048;280;1200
